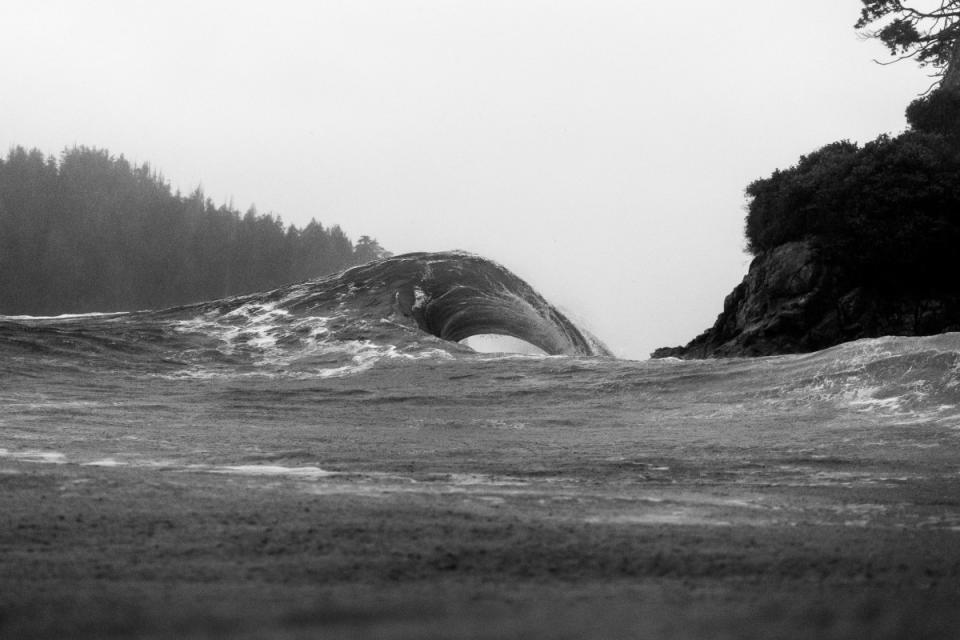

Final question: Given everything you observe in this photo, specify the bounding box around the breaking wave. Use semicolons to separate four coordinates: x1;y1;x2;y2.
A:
1;249;959;426
0;251;606;378
782;333;960;420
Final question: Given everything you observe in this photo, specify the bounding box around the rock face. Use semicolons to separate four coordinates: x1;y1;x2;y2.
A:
652;241;960;359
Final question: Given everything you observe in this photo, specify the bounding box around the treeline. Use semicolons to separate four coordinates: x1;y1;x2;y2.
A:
743;89;960;292
0;146;389;315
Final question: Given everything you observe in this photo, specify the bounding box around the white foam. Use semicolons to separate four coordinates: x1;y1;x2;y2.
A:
174;303;295;355
165;293;473;379
7;401;103;410
0;449;67;464
210;464;335;478
0;312;128;320
412;286;429;311
165;297;457;379
848;391;906;411
82;458;127;467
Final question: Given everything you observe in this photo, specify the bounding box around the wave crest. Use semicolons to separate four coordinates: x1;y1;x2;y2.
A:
1;252;610;377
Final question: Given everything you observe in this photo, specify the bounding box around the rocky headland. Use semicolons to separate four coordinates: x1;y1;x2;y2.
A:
652;240;960;359
654;88;960;360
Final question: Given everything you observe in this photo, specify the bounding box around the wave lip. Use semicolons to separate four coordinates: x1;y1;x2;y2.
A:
163;251;611;358
389;252;611;356
0;252;610;377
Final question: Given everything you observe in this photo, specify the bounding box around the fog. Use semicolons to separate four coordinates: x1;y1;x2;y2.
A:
0;1;930;358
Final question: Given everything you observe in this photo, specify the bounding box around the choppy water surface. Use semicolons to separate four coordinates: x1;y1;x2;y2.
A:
3;288;960;531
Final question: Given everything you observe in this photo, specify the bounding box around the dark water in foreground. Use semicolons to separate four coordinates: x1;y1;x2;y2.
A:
4;292;960;639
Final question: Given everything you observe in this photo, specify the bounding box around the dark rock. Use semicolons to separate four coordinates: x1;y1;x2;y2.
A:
652;240;960;359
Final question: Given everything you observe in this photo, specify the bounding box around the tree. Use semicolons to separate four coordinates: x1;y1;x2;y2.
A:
353;235;390;264
856;1;960;90
743;131;960;291
0;145;389;314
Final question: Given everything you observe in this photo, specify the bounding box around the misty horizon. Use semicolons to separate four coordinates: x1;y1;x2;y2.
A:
0;1;933;357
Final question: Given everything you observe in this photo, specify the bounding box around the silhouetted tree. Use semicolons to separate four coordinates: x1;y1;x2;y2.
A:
857;1;960;90
738;5;960;298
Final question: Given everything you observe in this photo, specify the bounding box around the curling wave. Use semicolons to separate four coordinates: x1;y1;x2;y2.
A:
168;251;610;354
0;252;610;377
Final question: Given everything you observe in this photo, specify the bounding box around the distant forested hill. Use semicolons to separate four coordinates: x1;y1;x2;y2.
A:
0;146;389;314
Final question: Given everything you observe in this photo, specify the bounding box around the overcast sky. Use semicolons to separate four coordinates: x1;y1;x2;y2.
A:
0;1;931;358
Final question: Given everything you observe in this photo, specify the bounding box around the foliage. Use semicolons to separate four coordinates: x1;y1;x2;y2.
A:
905;87;960;139
741;4;960;291
744;130;960;290
856;1;960;87
744;140;860;255
0;146;390;314
353;235;389;265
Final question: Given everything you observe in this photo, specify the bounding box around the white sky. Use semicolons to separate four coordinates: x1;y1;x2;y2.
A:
0;1;931;359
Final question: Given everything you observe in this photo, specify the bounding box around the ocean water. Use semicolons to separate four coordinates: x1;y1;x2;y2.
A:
2;272;960;523
5;271;960;638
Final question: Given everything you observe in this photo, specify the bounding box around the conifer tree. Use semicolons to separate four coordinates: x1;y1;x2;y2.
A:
0;146;387;314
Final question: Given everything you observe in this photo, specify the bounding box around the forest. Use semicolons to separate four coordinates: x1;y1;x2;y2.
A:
0;146;389;315
743;2;960;294
743;89;960;293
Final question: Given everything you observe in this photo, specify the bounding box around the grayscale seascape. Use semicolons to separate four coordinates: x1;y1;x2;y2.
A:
4;2;960;637
2;260;959;638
